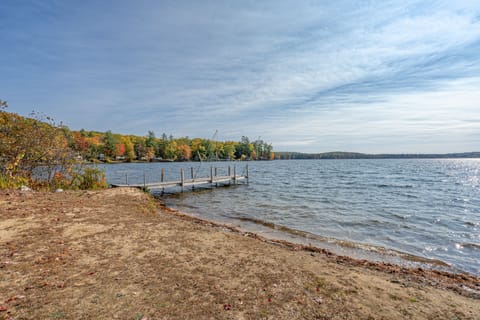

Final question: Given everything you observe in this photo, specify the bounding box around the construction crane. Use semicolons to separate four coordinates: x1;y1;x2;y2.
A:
195;130;218;178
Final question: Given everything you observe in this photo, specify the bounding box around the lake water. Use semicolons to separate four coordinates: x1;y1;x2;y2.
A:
103;159;480;275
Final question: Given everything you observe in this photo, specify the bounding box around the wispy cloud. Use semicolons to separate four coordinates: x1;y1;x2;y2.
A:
1;0;479;152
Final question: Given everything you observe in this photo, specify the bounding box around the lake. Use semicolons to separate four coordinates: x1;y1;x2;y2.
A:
102;159;480;275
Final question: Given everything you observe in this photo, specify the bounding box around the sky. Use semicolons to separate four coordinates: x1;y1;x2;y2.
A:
1;0;480;153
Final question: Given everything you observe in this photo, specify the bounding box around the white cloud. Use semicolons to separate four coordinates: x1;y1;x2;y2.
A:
264;77;480;153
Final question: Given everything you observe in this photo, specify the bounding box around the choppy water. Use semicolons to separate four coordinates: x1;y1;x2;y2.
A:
103;159;480;275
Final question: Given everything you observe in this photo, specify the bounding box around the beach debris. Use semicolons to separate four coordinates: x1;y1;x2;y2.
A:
223;303;231;311
20;185;32;191
54;188;64;193
6;295;25;303
313;296;323;304
0;306;8;311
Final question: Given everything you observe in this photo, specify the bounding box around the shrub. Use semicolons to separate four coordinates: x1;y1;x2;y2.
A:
0;172;28;189
73;167;108;190
1;107;108;191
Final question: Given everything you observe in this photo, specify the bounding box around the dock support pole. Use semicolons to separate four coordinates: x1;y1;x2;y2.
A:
210;166;214;187
161;168;165;195
228;166;231;185
214;167;218;186
181;168;185;192
191;167;195;190
143;173;146;190
233;165;237;185
246;164;249;185
125;173;128;185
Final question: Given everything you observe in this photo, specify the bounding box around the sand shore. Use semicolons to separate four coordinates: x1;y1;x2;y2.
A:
1;188;479;319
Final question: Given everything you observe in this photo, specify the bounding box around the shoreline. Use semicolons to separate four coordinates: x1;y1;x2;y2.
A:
1;188;480;319
161;202;464;274
158;203;480;299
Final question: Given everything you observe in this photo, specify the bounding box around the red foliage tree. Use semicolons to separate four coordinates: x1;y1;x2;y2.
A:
115;143;126;157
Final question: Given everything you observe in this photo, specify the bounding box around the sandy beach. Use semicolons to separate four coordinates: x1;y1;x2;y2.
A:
1;188;479;319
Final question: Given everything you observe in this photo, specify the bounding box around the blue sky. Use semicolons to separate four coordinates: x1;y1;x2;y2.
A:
1;0;479;153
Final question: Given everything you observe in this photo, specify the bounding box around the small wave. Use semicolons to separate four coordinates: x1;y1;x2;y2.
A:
236;217;315;237
392;213;412;220
456;243;480;250
402;193;419;199
465;221;479;227
235;217;450;268
375;184;414;189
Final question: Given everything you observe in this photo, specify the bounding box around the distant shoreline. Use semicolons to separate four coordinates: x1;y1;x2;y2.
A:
275;151;480;160
87;153;480;164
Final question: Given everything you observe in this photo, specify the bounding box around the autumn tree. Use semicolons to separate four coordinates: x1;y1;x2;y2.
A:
190;138;206;161
145;147;155;161
250;149;257;160
0;108;106;189
72;132;89;152
164;140;178;160
146;131;157;151
269;150;275;160
115;143;126;158
235;136;254;160
134;138;147;160
177;144;192;161
0;111;72;179
84;134;102;160
222;142;236;160
252;139;273;160
123;137;135;162
103;130;117;158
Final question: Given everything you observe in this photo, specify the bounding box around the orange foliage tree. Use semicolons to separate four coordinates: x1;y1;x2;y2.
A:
177;144;192;161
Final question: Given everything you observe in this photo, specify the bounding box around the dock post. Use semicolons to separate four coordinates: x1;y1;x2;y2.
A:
246;164;249;185
214;167;218;186
191;167;195;190
233;165;237;185
181;168;185;192
210;166;214;187
143;173;146;190
228;166;231;185
125;173;128;185
161;168;165;195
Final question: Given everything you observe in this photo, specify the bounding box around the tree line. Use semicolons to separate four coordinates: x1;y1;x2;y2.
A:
69;130;274;162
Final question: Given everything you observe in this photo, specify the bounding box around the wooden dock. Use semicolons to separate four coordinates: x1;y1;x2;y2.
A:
111;164;249;192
